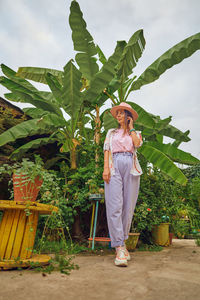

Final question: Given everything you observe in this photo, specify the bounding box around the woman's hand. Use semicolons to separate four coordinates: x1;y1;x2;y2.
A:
103;168;110;184
127;116;134;130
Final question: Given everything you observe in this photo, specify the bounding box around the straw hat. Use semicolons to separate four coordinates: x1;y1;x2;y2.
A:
110;102;138;121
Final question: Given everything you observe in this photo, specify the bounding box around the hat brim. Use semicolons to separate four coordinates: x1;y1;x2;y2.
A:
110;105;138;121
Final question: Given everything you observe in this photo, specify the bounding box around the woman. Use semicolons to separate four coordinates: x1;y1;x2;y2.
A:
103;102;143;267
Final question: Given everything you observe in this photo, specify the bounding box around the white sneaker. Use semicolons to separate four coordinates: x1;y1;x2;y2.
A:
115;247;128;267
124;244;131;261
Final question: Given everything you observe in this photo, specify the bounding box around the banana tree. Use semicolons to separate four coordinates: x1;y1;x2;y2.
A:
10;0;200;184
0;62;90;170
69;1;200;185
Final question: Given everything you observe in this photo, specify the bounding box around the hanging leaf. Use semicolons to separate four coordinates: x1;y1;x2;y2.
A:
85;41;126;103
1;64;38;92
61;60;82;120
103;110;118;131
17;66;63;85
0;119;50;146
10;137;58;159
23;107;48;119
0;76;63;117
116;29;145;80
138;144;187;185
96;45;107;65
69;0;99;80
36;113;67;130
147;141;199;165
129;32;200;93
126;101;155;128
159;125;190;142
45;73;63;105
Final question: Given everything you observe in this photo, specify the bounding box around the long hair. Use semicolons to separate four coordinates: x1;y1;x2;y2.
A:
118;109;134;135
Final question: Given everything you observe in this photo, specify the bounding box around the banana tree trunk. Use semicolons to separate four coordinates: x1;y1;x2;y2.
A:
70;147;77;169
70;147;85;240
94;105;101;170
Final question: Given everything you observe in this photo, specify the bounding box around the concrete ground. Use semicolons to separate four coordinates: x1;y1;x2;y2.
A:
0;239;200;300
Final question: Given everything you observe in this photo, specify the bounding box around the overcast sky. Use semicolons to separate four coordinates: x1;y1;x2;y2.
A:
0;0;199;159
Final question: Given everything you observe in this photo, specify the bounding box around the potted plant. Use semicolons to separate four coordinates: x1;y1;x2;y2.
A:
151;215;170;246
125;203;152;250
0;155;45;203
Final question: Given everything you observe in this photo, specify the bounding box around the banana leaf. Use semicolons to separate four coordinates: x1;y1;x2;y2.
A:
10;137;58;159
159;126;190;142
126;101;155;128
36;113;67;130
96;45;107;65
138;144;187;185
17;66;63;85
0;119;51;146
84;41;126;103
116;29;145;80
103;111;118;131
128;32;200;93
1;64;38;92
45;73;63;105
0;76;63;117
23;107;48;119
147;141;199;165
61;60;82;120
4;91;57;105
69;0;99;80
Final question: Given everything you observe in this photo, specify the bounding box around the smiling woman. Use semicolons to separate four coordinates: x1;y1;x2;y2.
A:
102;102;143;267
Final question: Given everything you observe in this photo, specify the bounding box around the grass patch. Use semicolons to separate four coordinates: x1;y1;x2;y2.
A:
137;243;163;251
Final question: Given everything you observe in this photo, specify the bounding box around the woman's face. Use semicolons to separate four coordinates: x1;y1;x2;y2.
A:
116;109;125;126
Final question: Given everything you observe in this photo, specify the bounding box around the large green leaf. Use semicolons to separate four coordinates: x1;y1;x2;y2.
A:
147;141;199;165
1;64;38;93
84;41;126;103
117;29;145;79
69;0;99;80
10;137;58;159
103;110;118;131
61;60;82;120
129;32;200;92
159;125;190;142
116;29;145;101
140;114;190;142
0;76;63;117
126;101;155;128
0;119;50;146
23;107;48;118
16;66;63;85
45;73;63;105
4;92;22;102
96;45;107;65
4;91;57;105
36;113;67;130
138;144;187;185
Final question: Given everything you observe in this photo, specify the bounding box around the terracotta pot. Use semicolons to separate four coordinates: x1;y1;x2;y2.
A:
13;173;43;202
125;233;140;251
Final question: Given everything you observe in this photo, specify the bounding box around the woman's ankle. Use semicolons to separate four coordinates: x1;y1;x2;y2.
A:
115;245;125;250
